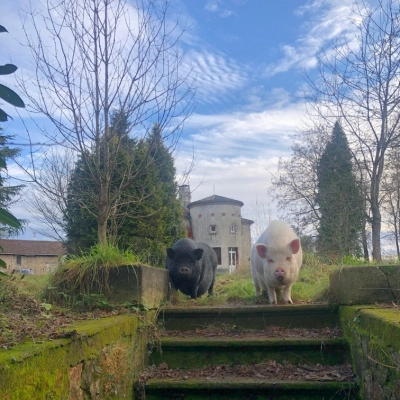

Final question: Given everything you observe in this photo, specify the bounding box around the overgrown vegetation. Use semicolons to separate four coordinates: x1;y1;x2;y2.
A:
46;243;144;309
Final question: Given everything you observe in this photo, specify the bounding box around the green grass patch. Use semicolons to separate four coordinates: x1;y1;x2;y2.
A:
12;274;50;297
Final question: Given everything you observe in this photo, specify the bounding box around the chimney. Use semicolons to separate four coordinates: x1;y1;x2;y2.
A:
178;185;191;209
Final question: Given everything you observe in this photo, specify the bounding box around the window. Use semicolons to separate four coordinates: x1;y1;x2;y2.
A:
230;224;236;234
209;225;218;234
16;255;22;265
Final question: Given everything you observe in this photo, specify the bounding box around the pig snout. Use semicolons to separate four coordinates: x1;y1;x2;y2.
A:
274;267;286;282
179;266;191;275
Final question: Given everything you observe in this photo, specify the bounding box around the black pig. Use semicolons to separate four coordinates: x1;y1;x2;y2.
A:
166;238;218;299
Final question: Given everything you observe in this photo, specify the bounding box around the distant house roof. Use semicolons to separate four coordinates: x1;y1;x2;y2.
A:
188;195;244;209
0;239;66;256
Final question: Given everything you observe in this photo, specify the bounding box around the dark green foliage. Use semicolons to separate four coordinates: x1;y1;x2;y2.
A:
0;25;25;274
0;131;24;238
316;122;364;258
64;152;98;253
0;25;25;121
65;114;185;266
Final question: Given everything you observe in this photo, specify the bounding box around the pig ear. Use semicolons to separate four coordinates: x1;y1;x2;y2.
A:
166;248;175;259
290;239;301;254
193;248;204;260
256;244;268;259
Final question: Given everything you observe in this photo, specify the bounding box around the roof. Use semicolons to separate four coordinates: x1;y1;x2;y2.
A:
187;195;244;209
0;239;66;256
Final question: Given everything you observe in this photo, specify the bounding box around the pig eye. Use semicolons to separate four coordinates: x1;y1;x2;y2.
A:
268;259;274;263
286;256;292;262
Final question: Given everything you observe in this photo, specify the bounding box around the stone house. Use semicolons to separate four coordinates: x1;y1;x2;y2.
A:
0;239;66;275
179;185;253;273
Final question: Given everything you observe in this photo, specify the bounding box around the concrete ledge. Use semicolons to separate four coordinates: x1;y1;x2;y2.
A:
329;266;400;305
108;264;169;308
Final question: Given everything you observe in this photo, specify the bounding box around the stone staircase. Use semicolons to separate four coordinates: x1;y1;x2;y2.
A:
135;304;359;399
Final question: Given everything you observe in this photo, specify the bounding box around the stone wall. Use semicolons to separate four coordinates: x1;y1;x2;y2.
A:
0;264;169;399
340;306;400;400
0;313;154;399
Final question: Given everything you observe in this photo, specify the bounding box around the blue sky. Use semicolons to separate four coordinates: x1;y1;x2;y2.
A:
171;0;360;233
1;0;371;239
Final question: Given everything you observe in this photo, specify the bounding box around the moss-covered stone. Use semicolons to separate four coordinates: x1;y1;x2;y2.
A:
0;313;155;399
340;305;400;399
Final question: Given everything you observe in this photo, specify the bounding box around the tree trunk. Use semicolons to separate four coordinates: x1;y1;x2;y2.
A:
98;184;109;248
361;222;369;261
371;205;382;262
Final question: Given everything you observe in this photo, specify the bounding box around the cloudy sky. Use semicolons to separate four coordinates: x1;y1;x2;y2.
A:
1;0;374;239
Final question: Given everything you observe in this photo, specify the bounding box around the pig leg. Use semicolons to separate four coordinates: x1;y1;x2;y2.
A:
189;285;199;300
252;276;261;296
266;285;278;304
282;284;293;304
252;274;265;296
208;273;217;296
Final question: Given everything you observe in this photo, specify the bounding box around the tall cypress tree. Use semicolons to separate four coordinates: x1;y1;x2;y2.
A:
316;121;364;258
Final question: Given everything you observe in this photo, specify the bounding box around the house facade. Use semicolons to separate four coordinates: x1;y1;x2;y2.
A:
179;185;253;273
0;239;66;275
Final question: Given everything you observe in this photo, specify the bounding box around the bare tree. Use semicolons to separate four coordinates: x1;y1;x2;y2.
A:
17;0;195;246
25;148;76;242
271;124;330;235
382;148;400;259
304;0;400;261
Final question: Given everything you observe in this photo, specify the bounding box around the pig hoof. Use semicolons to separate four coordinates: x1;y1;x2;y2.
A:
284;299;293;304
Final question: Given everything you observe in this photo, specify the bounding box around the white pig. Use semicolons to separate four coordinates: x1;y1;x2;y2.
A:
251;220;302;304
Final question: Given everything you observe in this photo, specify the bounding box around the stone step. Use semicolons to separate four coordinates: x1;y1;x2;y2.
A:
138;378;359;400
149;336;351;369
157;304;340;331
136;305;359;399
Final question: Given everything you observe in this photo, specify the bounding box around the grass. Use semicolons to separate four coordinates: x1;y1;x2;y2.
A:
2;249;394;310
167;252;384;307
12;274;50;297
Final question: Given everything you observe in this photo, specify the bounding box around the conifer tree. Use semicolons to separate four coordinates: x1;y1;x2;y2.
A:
316;122;364;258
65;115;184;266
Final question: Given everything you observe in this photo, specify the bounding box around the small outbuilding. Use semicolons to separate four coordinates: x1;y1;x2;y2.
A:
179;185;253;273
0;239;66;275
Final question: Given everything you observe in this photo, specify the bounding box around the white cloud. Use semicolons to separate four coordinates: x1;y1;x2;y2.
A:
188;50;248;104
204;0;235;18
265;0;360;76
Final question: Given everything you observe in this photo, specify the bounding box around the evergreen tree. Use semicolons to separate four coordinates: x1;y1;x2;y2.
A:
126;124;185;265
316;122;364;258
0;131;24;238
65;116;185;265
64;152;98;253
